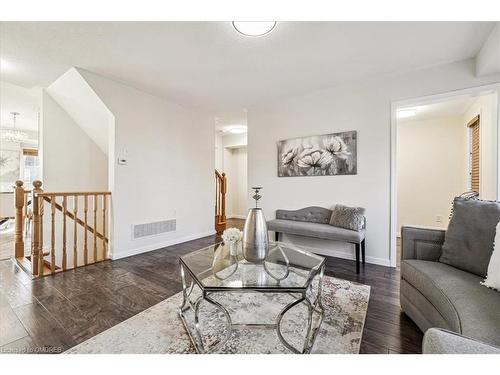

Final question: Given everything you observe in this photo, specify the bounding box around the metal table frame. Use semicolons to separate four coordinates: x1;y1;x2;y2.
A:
178;244;326;354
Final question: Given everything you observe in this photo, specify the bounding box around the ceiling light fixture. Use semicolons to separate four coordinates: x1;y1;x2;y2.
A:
232;21;277;37
223;125;247;134
1;112;28;144
396;109;417;119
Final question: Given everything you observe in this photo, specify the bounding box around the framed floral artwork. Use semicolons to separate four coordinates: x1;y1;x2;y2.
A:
277;131;357;177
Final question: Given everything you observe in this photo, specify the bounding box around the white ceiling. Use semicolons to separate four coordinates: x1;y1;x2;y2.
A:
0;80;39;131
0;22;496;117
215;109;247;134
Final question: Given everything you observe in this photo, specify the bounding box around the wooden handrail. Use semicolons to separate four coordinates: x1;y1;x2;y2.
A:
36;191;111;197
42;195;108;243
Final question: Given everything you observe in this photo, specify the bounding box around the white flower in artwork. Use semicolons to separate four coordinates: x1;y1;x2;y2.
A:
281;145;299;166
297;147;331;170
323;136;351;160
221;227;243;244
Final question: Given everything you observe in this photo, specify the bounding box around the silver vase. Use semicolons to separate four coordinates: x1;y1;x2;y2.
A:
242;187;269;263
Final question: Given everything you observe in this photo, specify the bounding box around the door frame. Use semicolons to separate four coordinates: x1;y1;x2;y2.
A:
389;83;500;268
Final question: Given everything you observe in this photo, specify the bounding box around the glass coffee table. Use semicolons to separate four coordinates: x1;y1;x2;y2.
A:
178;241;326;354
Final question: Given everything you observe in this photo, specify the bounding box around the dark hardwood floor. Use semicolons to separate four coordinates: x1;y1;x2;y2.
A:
0;218;422;354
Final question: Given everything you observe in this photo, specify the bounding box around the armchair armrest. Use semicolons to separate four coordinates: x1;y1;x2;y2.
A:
423;328;500;354
401;226;446;261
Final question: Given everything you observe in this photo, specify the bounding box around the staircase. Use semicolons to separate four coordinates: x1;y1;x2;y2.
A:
215;170;227;233
14;180;110;278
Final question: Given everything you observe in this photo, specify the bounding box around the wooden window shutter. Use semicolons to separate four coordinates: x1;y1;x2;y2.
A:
468;115;480;194
22;148;38;156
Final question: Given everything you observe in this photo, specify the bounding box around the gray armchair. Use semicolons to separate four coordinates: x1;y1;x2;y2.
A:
400;225;500;351
401;226;445;262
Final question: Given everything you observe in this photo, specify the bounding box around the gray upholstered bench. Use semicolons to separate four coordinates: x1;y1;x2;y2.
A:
267;206;366;273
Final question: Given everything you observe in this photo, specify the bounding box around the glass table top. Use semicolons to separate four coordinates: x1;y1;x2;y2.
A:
179;241;325;291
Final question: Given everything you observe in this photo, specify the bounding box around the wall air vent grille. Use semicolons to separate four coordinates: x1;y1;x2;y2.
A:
132;219;176;239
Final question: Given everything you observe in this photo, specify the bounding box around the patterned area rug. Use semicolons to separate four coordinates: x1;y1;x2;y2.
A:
66;276;370;354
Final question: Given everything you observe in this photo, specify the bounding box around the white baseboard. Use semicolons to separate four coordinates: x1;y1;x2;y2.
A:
227;214;246;220
277;232;392;268
110;228;392;268
308;246;392;267
110;230;217;260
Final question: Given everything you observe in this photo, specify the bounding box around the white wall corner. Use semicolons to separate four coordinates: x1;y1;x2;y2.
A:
46;67;113;155
476;24;500;78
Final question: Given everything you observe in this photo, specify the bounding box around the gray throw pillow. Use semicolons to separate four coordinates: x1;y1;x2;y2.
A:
440;198;500;277
329;204;366;231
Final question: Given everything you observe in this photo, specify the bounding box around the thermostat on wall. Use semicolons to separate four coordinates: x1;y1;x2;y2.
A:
117;157;127;165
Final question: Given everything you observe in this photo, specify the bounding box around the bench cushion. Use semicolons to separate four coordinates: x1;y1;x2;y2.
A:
402;259;500;347
267;219;365;243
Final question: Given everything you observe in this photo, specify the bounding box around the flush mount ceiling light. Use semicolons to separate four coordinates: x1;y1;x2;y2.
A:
223;125;247;134
396;109;417;119
232;21;277;37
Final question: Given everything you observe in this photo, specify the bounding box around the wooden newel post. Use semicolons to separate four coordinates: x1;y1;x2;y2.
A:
14;180;25;259
32;180;43;276
221;173;227;223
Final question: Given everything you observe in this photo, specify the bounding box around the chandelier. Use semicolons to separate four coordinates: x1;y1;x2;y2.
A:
1;112;28;144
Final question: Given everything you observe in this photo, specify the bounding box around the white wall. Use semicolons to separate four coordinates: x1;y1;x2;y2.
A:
215;131;224;171
397;115;467;232
463;93;498;200
223;133;247;149
79;69;214;259
41;91;108;192
248;59;499;267
224;146;248;218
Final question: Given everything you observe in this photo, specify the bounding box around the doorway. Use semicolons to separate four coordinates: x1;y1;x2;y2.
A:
0;81;41;260
214;111;248;232
390;84;500;267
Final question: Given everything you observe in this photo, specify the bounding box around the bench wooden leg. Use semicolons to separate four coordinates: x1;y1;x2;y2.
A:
355;243;360;274
361;239;366;265
275;232;280;242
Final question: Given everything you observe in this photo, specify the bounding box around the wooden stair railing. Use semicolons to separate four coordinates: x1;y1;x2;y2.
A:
215;170;227;233
13;180;111;278
40;195;109;243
